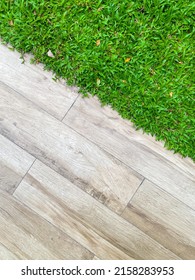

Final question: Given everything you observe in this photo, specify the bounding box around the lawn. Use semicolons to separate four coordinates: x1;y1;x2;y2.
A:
0;0;194;160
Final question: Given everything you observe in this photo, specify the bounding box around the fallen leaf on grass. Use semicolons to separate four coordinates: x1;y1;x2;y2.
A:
169;92;173;97
9;20;14;26
125;57;131;63
96;78;101;86
96;40;101;46
47;50;55;58
98;7;104;12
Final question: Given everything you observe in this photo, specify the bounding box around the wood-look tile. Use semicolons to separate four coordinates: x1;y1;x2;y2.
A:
122;180;195;259
0;82;143;213
0;243;18;260
0;134;34;193
63;96;195;209
0;44;77;120
14;160;132;260
0;190;93;260
14;160;179;260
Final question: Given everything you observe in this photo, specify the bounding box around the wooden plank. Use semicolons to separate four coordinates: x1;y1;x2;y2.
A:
0;134;34;193
122;180;195;259
0;43;78;120
63;96;195;209
14;160;179;260
0;82;143;214
0;190;93;260
0;243;18;260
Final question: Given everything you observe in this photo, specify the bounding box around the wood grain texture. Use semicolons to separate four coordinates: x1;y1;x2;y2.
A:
63;96;195;209
0;134;34;193
122;180;195;259
0;82;143;213
14;160;132;260
0;243;18;260
0;43;78;120
93;256;100;260
14;160;179;260
1;44;194;261
0;190;93;260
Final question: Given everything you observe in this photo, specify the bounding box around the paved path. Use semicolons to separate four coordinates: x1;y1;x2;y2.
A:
0;43;195;259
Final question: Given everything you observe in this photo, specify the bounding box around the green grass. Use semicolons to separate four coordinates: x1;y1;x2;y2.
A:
0;0;195;160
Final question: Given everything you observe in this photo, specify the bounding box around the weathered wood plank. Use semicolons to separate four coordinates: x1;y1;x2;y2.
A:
122;180;195;259
0;190;93;260
63;96;195;209
0;43;78;120
0;134;34;193
0;82;143;213
14;160;179;260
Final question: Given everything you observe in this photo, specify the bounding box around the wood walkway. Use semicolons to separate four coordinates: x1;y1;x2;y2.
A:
0;43;195;260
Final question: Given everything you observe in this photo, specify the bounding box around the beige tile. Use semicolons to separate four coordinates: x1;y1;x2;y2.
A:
0;82;142;213
0;134;34;193
63;96;195;209
14;160;179;260
0;190;93;260
122;180;195;259
0;44;78;120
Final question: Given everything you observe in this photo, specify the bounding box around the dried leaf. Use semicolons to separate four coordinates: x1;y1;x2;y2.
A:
169;92;173;97
9;20;14;26
47;50;55;58
98;7;103;12
96;40;101;46
125;57;131;63
150;68;155;75
96;78;101;86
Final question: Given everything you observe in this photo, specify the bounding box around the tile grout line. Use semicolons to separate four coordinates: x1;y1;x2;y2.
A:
12;158;37;196
120;178;146;217
61;94;80;121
